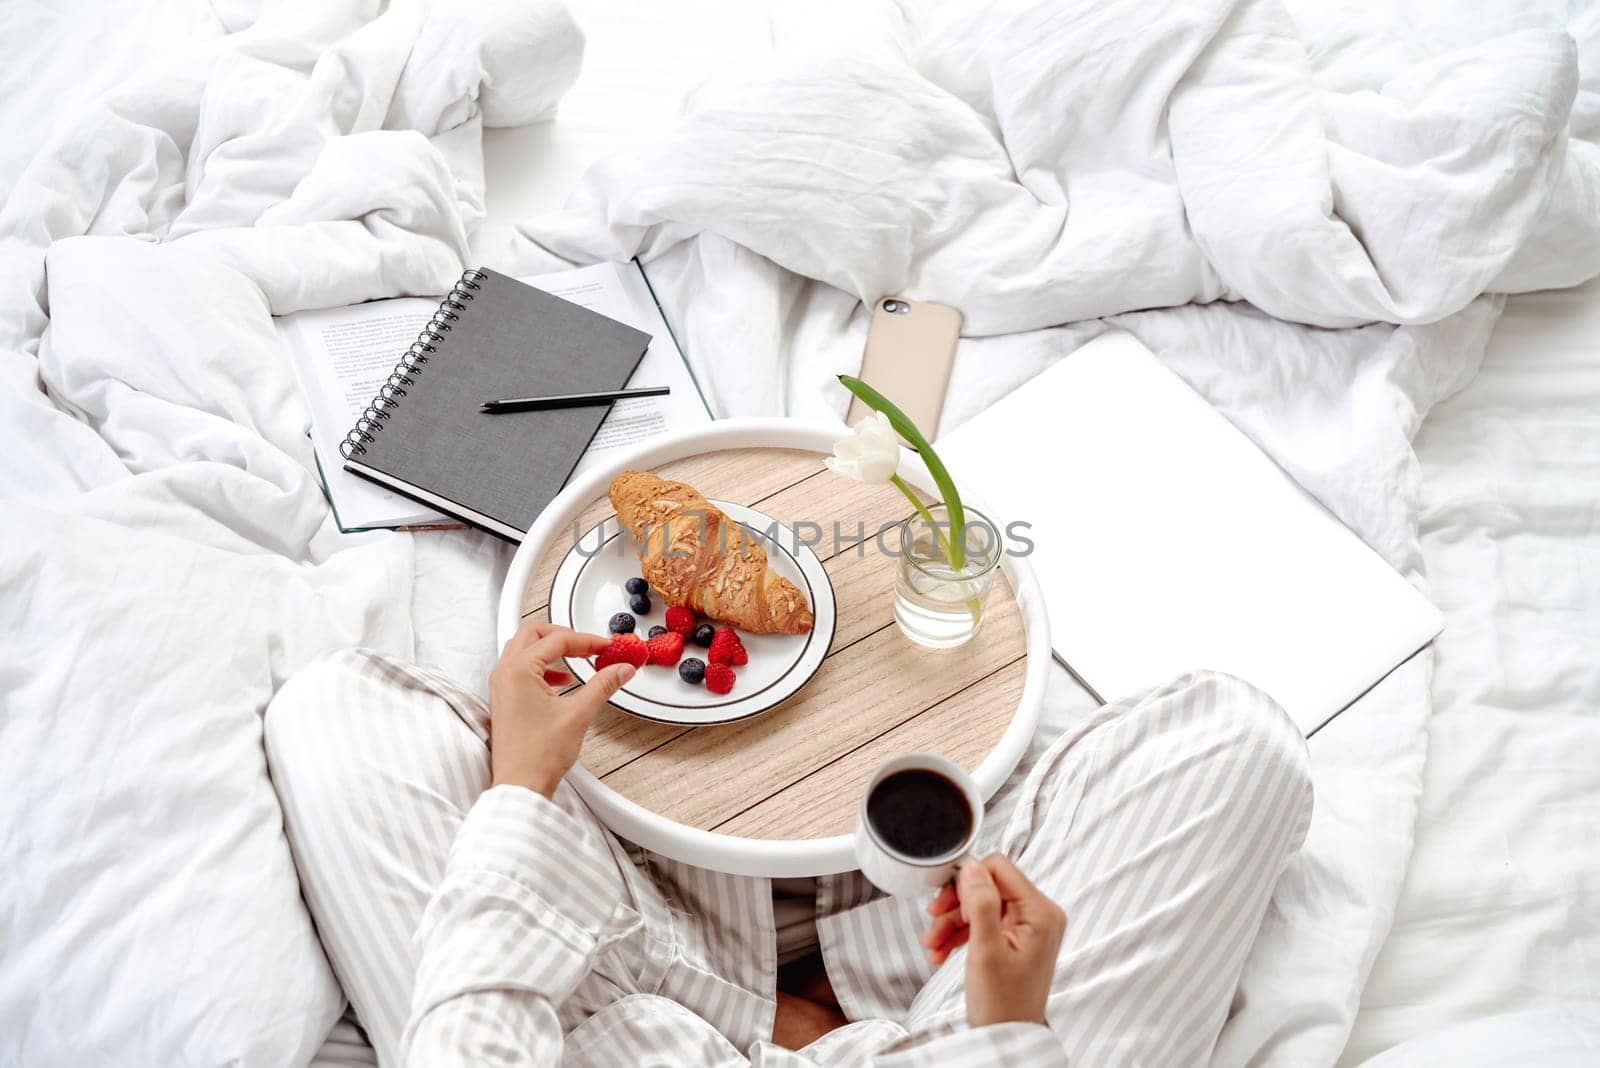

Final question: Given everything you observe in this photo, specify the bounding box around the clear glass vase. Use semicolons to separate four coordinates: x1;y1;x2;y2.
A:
893;505;1002;649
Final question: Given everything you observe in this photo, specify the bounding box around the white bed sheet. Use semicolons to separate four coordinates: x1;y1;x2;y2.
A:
5;2;1584;1065
470;0;770;265
1343;280;1600;1063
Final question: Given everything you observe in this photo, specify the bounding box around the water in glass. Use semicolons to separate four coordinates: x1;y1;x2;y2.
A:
893;506;1000;649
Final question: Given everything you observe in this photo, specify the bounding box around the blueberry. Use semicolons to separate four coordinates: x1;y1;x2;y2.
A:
629;593;652;614
691;623;716;647
625;577;649;596
648;625;668;638
608;612;635;634
678;658;706;684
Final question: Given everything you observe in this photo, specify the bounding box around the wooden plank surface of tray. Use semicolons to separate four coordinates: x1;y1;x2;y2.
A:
521;447;1027;841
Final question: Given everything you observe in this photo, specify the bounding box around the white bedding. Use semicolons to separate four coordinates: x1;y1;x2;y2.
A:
1343;278;1600;1062
1;1;575;1063
2;1;1596;1066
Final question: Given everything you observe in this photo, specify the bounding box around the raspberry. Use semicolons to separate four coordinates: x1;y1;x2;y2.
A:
646;631;685;667
708;626;747;667
704;662;736;695
594;633;648;670
665;606;697;636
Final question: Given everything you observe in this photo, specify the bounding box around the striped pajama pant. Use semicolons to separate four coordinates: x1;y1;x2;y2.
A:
265;653;1311;1066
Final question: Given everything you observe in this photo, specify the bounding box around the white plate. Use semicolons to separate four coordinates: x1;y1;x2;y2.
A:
548;499;837;726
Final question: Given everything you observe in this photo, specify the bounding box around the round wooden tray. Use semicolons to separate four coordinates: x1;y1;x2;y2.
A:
497;419;1050;877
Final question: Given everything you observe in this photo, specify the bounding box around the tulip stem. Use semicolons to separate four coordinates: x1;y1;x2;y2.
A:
839;374;966;569
840;374;983;634
894;475;983;627
890;474;955;565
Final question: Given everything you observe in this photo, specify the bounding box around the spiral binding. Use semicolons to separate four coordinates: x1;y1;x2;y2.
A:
340;268;487;459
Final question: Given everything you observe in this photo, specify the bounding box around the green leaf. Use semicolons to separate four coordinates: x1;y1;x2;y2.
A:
839;374;967;568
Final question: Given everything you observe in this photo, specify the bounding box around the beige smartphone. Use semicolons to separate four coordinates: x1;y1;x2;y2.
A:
846;296;963;437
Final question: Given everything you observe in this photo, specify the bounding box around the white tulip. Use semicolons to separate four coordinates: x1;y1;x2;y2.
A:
826;411;901;484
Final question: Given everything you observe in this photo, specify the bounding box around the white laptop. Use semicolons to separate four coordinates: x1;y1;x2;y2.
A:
937;330;1443;736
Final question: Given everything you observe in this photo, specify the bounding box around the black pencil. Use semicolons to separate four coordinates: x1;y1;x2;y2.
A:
479;386;671;413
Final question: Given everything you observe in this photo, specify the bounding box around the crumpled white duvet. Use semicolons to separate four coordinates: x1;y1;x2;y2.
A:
1;1;575;1064
1;1;1595;1067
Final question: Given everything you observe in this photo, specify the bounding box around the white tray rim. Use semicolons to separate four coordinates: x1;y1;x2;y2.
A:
496;417;1051;878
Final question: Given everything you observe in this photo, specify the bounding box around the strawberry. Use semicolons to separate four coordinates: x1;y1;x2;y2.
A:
665;606;697;637
594;633;648;670
704;662;736;695
708;626;748;667
646;631;685;667
543;669;573;687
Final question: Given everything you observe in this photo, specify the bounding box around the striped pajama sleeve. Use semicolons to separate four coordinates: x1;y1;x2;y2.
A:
270;651;1310;1067
401;786;1069;1067
873;1021;1067;1064
402;786;643;1066
396;780;1062;1061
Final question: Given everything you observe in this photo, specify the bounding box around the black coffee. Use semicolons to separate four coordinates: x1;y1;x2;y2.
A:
867;769;972;859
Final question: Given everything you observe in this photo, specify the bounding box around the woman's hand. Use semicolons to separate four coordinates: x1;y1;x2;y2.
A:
487;621;635;798
920;854;1067;1028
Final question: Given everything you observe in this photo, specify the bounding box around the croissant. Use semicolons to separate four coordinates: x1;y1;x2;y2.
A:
608;470;815;635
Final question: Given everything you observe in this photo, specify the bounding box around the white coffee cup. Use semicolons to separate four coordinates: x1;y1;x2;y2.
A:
854;752;984;897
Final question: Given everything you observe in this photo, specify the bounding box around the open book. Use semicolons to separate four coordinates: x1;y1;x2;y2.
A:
936;331;1444;735
277;262;711;533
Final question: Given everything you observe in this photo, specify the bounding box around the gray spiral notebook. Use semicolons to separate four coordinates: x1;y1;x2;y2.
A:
337;267;653;541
